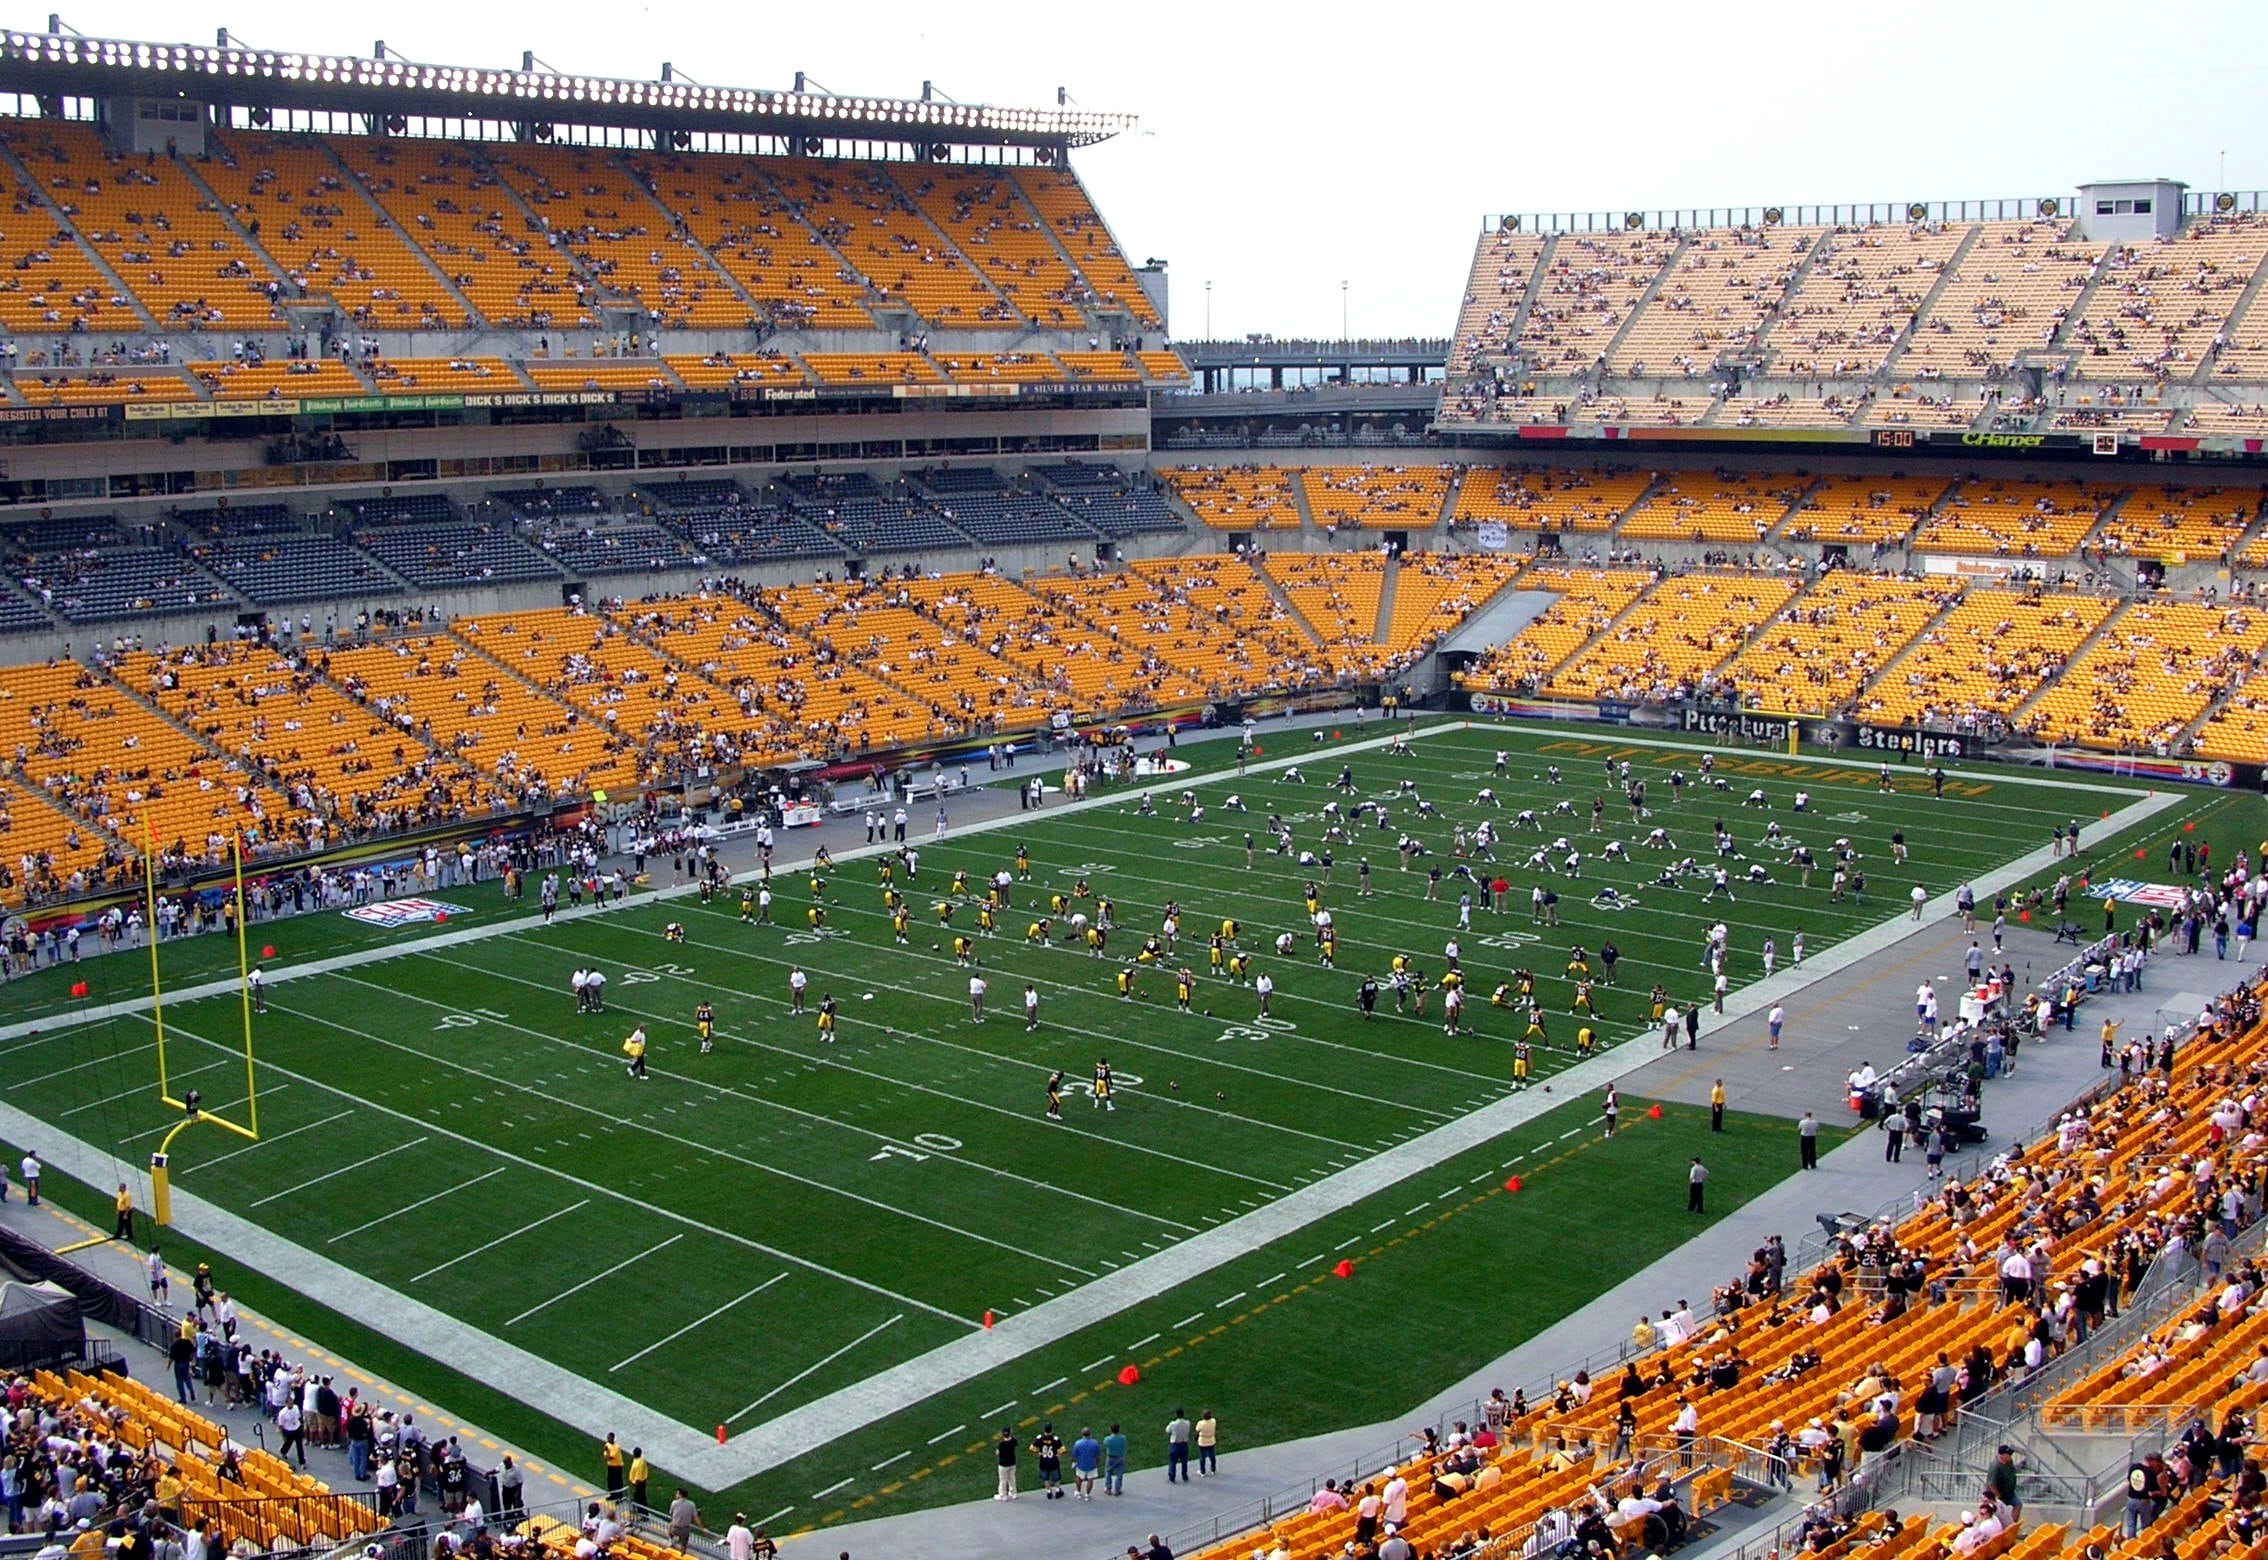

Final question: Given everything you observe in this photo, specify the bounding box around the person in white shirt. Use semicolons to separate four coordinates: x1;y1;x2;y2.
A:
2000;1250;2035;1306
1381;1473;1409;1526
1255;971;1276;1017
1952;1508;2004;1555
724;1518;754;1560
969;975;987;1022
1616;1490;1663;1522
1024;985;1040;1032
1671;1397;1701;1465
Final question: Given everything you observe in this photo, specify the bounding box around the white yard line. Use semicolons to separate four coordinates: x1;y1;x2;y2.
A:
326;1167;505;1245
726;1312;907;1426
505;1235;684;1327
250;1137;428;1207
175;1105;346;1171
118;1085;293;1145
59;1058;228;1117
609;1273;788;1373
410;1200;591;1283
14;1039;158;1083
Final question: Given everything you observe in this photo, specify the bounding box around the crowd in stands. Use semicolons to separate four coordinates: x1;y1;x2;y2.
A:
1441;210;2268;434
1545;573;1800;703
1196;956;2268;1560
12;458;2268;907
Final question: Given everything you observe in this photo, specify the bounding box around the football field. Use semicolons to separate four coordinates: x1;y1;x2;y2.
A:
0;718;2192;1529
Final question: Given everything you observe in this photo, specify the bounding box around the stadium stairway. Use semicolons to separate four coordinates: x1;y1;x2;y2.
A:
169;151;299;310
300;135;489;328
0;138;162;333
1369;553;1402;645
2002;598;2135;731
2190;259;2268;387
1286;471;1322;537
1873;223;1992;384
612;155;775;325
1760;478;1838;572
2044;244;2130;363
1248;557;1333;647
1743;226;1840;375
1000;173;1117;333
1821;580;1970;705
479;153;620;313
1604;472;1671;541
1595;234;1694;370
1507;560;1662;684
1501;232;1565;361
876;165;1025;325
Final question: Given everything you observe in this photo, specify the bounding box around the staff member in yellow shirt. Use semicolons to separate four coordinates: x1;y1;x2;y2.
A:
601;1432;625;1499
1710;1079;1726;1133
622;1027;649;1080
628;1447;650;1510
113;1182;135;1243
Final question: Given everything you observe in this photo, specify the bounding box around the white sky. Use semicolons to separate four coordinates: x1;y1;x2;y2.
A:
36;0;2268;341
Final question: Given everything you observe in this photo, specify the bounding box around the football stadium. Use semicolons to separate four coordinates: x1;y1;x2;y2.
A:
2;13;2268;1560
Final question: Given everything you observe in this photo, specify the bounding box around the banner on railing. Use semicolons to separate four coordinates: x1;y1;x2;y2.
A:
1848;724;1974;759
1679;708;1796;743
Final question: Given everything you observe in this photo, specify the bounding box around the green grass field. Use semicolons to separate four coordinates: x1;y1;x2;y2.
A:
0;717;2238;1536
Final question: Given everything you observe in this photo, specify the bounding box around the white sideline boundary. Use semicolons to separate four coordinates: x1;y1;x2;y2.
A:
0;719;2190;1487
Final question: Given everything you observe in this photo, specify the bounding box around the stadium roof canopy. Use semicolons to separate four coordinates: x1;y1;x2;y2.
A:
0;28;1137;150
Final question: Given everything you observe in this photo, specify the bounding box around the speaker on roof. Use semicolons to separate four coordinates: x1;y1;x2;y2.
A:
801;136;823;154
927;143;949;162
1625;211;1645;230
1499;215;1520;232
1035;148;1056;165
533;123;555;142
2037;197;2060;218
248;105;271;128
1762;207;1783;226
384;114;407;134
670;129;691;150
2218;192;2239;213
1906;202;1929;222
